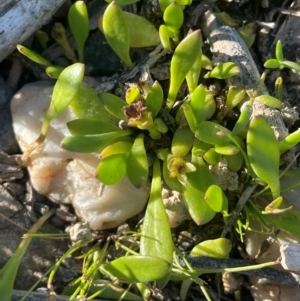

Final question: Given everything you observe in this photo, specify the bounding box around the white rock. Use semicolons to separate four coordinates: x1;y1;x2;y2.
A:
11;81;149;229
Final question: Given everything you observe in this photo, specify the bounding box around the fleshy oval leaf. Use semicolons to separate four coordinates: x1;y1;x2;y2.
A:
98;92;128;121
163;2;184;33
247;117;280;198
195;121;231;145
182;156;216;225
255;95;282;109
68;1;89;62
204;62;240;79
145;81;164;118
96;153;127;185
225;86;246;111
126;133;148;187
16;45;52;67
171;127;195;157
102;2;133;68
101;255;170;283
204;184;228;213
101;141;133;158
67;119;120;135
61;130;132;153
190;238;231;258
166;30;202;109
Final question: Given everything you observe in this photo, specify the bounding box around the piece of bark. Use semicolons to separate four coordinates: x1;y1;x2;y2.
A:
201;8;289;140
0;0;66;62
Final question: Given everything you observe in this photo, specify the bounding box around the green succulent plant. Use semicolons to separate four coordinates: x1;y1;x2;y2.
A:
10;1;300;301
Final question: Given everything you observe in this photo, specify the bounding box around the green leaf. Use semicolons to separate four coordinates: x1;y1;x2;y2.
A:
162;159;182;192
255;95;282;109
68;1;89;62
204;184;228;212
190;238;231;258
42;63;85;136
67;119;120;135
279;129;300;154
281;60;300;71
182;104;197;133
140;157;174;264
99;11;160;48
102;2;133;68
163;2;184;34
16;45;52;67
70;87;118;124
101;255;170;283
247;117;280;199
195;121;231;145
225;86;246;111
171;127;195;157
105;0;140;4
215;143;240;155
231;102;253;136
166;30;202;110
61;130;132;153
45;66;64;79
264;59;280;69
182;156;216;225
190;84;206;116
126;134;148;187
101;141;133;158
99;92;128;121
159;24;172;52
96;153;127;184
126;86;140;104
275;40;283;62
145;81;164;118
204;62;240;79
225;152;244;172
186;52;203;93
203;148;222;165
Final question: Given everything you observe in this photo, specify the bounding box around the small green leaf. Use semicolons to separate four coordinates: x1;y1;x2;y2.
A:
195;121;231;145
171;127;195;157
238;22;256;48
275;77;284;101
35;30;49;50
264;59;280;69
231;102;253;136
163;159;182;192
126;86;140;104
201;54;213;70
101;255;170;283
159;24;172;52
190;84;206;116
61;130;132;153
41;63;85;136
67;119;120;135
279;129;300;154
17;45;52;67
186;52;202;93
45;66;64;79
68;1;89;62
105;0;140;5
101;141;133;158
140;157;174;264
99;92;128;121
224;152;244;172
247;117;280;199
281;60;300;71
204;184;228;212
70;87;118;124
255;95;282;109
215;143;240;155
203;148;222;165
102;2;133;68
275;40;283;62
190;238;231;258
204;62;240;79
166;30;202;109
97;153;127;184
163;2;184;34
145;81;164;118
182;156;216;225
126;134;148;187
225;86;246;111
183;104;197;133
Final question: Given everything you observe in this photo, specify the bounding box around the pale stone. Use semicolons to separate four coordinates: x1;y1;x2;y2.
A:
11;81;149;229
